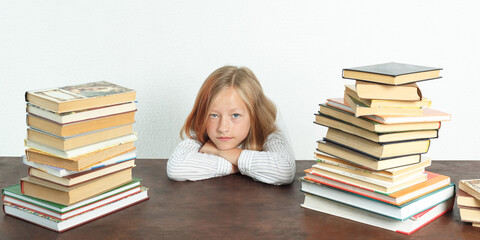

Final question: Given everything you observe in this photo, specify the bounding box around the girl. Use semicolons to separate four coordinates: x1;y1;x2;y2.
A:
167;66;295;185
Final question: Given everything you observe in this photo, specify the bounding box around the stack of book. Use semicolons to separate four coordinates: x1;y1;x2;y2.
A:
1;81;149;232
301;62;454;235
457;179;480;227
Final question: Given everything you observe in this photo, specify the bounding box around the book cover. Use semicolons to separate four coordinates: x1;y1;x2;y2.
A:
25;81;136;113
342;62;442;85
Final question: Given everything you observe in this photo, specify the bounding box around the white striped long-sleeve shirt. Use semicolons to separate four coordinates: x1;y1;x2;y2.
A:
166;131;296;185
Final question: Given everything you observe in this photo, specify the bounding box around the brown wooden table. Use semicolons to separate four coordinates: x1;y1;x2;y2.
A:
1;157;479;240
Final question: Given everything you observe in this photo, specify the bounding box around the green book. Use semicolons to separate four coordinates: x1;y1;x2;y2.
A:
2;178;141;213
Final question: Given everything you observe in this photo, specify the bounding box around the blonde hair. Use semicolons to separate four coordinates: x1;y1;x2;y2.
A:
181;66;277;151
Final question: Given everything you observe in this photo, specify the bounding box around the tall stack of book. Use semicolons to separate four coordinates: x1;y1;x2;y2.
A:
300;62;454;235
457;179;480;227
1;81;149;232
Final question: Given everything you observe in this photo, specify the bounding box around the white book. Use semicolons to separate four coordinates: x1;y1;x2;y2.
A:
27;102;137;124
301;193;454;235
3;186;141;220
312;164;426;188
22;151;137;177
2;180;141;213
3;188;148;233
24;133;137;159
300;180;454;221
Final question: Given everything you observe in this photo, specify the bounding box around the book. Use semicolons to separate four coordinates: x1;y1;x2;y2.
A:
324;128;431;159
307;167;427;194
28;159;136;187
352;82;423;101
2;179;141;214
458;205;480;223
342;62;442;85
21;168;132;205
27;111;136;137
318;104;442;133
316;141;421;171
314;114;439;143
344;93;424;117
26;102;137;124
457;189;480;208
313;153;431;183
301;193;454;235
300;178;454;221
345;84;430;107
25;81;136;113
327;98;451;124
305;169;451;206
25;133;137;160
459;179;480;201
3;187;149;233
27;124;133;151
22;151;136;177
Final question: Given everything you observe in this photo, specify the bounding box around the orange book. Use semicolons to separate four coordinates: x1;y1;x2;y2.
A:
304;170;450;206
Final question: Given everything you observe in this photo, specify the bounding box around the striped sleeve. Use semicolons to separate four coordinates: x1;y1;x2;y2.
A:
237;131;296;185
166;138;233;181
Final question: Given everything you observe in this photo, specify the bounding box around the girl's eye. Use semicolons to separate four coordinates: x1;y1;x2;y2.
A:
232;113;240;118
210;114;218;118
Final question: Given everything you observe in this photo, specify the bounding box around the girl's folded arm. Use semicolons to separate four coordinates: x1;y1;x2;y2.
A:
167;138;233;181
237;132;296;185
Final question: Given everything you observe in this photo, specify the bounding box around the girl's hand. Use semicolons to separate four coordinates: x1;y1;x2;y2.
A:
199;140;219;156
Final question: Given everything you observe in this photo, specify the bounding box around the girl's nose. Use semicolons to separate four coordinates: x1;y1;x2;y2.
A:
217;117;230;133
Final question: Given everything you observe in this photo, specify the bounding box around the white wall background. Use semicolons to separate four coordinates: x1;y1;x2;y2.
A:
1;0;479;160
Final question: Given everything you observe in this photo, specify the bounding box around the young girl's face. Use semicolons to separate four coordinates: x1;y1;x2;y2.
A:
206;87;251;151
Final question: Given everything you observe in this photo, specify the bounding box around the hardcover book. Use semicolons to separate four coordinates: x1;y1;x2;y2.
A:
27;111;136;137
25;133;137;160
352;82;423;101
314;114;439;143
304;169;450;206
345;84;430;107
27;124;133;151
459;179;480;201
342;62;442;85
344;93;424;117
300;178;454;221
26;102;137;124
326;98;451;124
25;81;136;113
3;187;149;233
21;168;133;205
301;193;454;235
22;151;136;177
28;159;136;187
318;104;442;133
2;179;142;217
324;128;431;159
315;141;421;171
